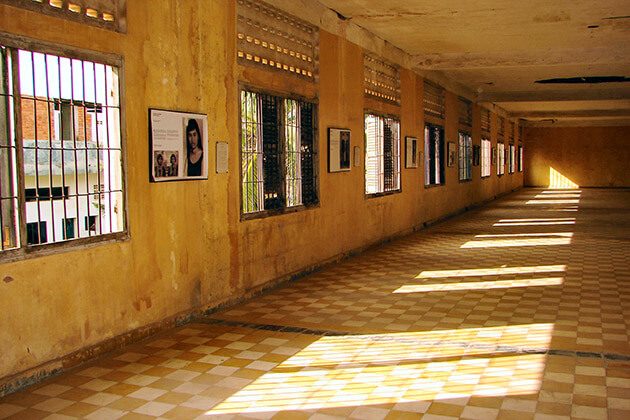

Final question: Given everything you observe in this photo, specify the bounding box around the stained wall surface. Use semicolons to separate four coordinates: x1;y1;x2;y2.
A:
524;126;630;188
0;0;523;386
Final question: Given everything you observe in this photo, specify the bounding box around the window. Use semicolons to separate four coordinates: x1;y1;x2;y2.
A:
458;132;472;181
481;138;491;178
518;145;523;172
497;142;505;175
508;144;515;174
240;90;317;215
424;123;445;186
365;113;400;195
0;41;125;253
63;218;75;239
26;221;47;245
85;215;97;231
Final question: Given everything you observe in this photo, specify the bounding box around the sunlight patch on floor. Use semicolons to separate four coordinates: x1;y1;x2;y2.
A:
494;217;576;227
206;325;552;414
393;277;564;293
475;233;573;238
416;265;566;279
461;237;571;248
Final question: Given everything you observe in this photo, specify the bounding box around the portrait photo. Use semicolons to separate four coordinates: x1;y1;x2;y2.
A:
149;109;208;182
328;128;351;172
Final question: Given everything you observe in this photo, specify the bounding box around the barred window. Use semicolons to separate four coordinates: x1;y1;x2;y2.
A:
1;42;125;253
481;138;491;178
424;123;444;186
0;0;126;32
497;142;505;175
240;90;317;216
458;131;472;181
508;143;516;174
365;113;400;195
518;145;523;172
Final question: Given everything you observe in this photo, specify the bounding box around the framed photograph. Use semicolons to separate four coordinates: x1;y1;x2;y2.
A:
149;108;209;182
491;146;497;166
405;136;418;168
447;142;456;167
328;128;351;172
473;145;481;166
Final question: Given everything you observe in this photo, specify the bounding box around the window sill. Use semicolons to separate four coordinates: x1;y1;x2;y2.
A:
459;178;472;183
424;183;445;189
0;231;130;264
365;189;402;199
240;203;320;221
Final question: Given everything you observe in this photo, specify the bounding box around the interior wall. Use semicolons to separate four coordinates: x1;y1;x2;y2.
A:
0;0;523;386
524;126;630;188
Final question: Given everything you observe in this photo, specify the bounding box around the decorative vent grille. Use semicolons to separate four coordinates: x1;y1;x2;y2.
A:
498;116;505;138
363;53;401;105
458;96;472;127
236;0;318;81
509;121;515;141
0;0;126;32
423;80;445;119
480;108;491;133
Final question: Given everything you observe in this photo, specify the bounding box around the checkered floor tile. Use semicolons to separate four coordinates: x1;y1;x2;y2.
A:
1;188;629;419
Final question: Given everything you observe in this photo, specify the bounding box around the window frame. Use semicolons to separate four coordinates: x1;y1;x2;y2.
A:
424;122;445;187
238;84;319;220
458;131;472;182
0;34;128;262
364;111;401;197
497;142;505;176
481;137;491;178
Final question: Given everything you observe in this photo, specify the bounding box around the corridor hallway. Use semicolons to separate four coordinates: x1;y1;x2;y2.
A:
1;188;629;419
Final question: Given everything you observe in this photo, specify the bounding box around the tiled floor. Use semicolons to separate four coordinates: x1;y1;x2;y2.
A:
2;188;629;419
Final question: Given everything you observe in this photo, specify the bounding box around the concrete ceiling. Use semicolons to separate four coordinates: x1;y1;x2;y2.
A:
317;0;630;125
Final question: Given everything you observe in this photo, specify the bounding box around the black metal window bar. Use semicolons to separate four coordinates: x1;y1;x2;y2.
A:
240;90;317;215
0;43;124;252
424;123;444;186
365;113;400;195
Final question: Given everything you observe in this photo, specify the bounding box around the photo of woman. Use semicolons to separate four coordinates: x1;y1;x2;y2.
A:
149;109;208;182
185;118;203;177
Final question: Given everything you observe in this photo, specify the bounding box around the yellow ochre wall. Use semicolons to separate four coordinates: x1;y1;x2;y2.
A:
524;126;630;188
0;0;523;387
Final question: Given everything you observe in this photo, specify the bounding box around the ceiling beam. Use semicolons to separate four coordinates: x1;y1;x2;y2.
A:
478;89;630;102
510;109;630;119
522;118;630;128
412;47;630;70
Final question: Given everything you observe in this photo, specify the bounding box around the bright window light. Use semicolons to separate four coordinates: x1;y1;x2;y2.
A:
549;167;579;189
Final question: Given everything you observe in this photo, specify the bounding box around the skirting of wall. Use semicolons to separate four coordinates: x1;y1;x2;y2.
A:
0;186;522;398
